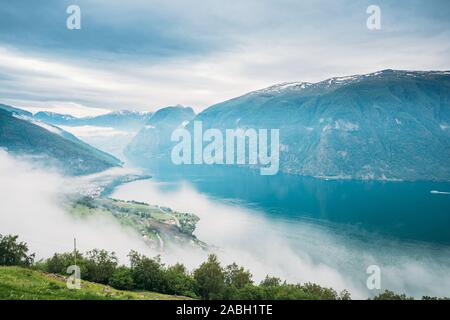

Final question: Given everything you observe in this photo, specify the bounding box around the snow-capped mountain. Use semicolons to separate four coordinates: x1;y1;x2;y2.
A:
251;70;450;96
189;69;450;181
34;109;152;131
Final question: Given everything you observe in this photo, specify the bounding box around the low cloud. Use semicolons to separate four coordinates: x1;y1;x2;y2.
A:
113;179;450;299
2;149;449;299
0;150;154;261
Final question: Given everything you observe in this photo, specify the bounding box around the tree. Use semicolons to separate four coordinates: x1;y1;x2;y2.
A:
339;289;352;300
224;263;253;289
299;282;339;300
223;262;253;299
109;266;134;290
193;254;225;300
42;251;85;275
165;263;198;298
128;251;168;293
84;249;118;284
234;284;267;300
0;234;35;267
260;276;281;287
371;290;413;300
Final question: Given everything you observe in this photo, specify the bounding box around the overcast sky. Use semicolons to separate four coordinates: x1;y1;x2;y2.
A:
0;0;449;115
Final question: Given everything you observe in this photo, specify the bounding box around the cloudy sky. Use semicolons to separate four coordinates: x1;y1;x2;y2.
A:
0;0;449;115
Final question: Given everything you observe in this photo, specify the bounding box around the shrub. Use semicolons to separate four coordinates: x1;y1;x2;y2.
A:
0;234;35;267
42;251;86;276
371;290;413;300
84;249;118;284
299;282;339;300
109;266;134;290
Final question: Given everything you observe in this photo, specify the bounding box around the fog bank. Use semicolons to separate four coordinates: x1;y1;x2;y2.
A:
0;150;154;261
113;179;450;299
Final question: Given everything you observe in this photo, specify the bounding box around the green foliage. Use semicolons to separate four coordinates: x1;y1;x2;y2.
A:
371;290;414;300
0;266;186;300
300;282;339;300
41;249;119;285
3;234;448;301
109;266;134;290
232;284;267;300
339;289;352;300
84;249;118;284
224;263;253;289
422;296;450;300
223;263;253;299
36;248;352;300
260;276;282;287
41;251;86;275
193;254;225;300
128;251;168;293
0;234;35;267
165;263;198;298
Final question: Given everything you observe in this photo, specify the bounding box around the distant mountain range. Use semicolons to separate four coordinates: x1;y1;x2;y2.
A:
125;69;450;181
124;106;195;162
0;104;33;118
34;110;152;131
2;69;450;181
0;107;121;175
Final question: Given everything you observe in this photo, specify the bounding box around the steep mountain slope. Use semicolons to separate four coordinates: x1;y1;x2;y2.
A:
0;109;121;175
124;106;195;163
193;70;450;181
34;110;152;131
0;104;33;117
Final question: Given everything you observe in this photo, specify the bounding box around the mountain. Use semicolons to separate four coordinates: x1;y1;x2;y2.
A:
0;104;32;117
34;110;152;131
193;70;450;181
123;70;450;181
124;106;195;163
0;108;121;175
33;111;76;123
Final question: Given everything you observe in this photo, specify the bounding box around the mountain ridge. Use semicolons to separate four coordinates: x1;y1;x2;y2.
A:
34;109;153;131
124;106;195;164
0;107;122;175
248;69;450;96
3;69;450;181
179;69;450;181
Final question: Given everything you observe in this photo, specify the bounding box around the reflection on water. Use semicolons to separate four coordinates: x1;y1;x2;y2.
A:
112;165;450;298
144;165;450;244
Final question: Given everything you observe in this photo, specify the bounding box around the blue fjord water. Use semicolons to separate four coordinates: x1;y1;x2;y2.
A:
113;165;450;297
146;166;450;245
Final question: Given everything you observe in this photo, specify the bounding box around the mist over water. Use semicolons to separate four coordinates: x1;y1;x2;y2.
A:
0;151;154;261
112;178;450;299
1;148;449;299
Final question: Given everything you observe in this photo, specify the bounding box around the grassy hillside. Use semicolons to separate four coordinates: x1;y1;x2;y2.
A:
0;266;188;300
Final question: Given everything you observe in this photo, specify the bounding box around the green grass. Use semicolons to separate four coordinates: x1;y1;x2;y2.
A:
0;266;190;300
150;211;172;221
